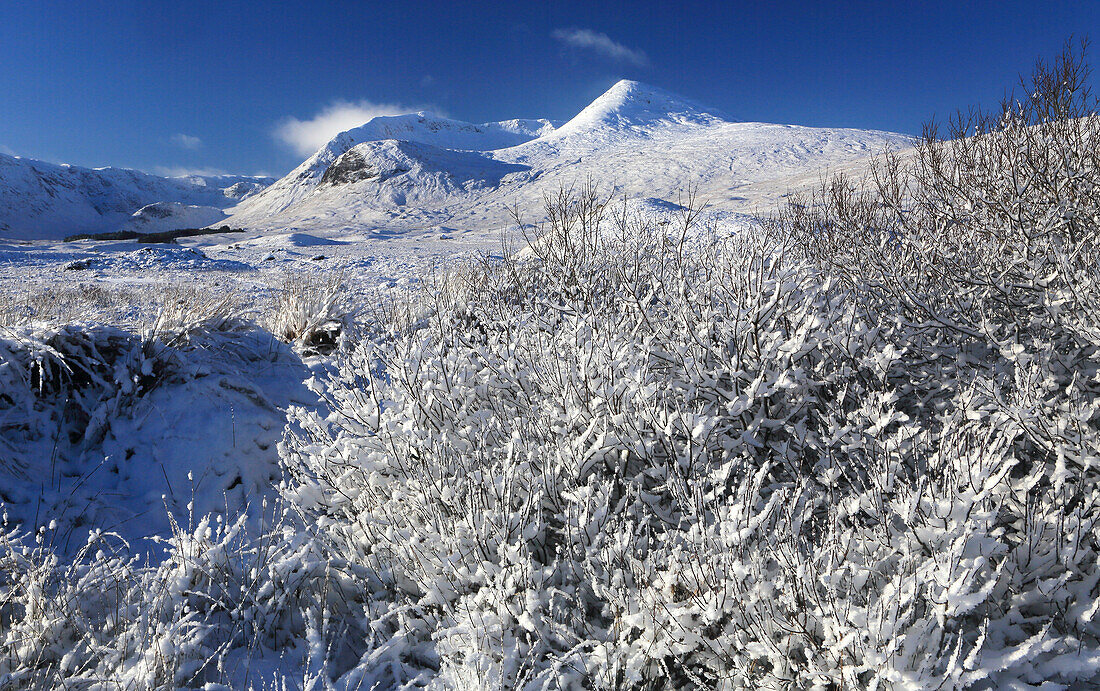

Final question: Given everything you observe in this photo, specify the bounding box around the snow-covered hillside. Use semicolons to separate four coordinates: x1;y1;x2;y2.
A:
119;202;229;234
0;81;908;243
228;80;912;233
234;112;559;219
0;153;273;240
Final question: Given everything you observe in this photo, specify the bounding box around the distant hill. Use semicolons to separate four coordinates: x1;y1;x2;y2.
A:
0;154;273;240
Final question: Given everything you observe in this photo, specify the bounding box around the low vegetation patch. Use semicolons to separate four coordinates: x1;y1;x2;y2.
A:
63;226;244;244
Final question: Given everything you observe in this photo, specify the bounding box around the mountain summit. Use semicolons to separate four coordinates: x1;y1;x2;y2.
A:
549;79;727;139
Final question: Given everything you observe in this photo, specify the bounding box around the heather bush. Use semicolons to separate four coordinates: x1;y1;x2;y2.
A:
265;273;352;355
277;42;1100;688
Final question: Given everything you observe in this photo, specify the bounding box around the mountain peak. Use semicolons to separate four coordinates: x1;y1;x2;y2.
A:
603;78;663;97
551;80;726;139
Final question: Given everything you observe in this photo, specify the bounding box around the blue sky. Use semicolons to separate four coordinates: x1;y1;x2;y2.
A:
1;1;1096;176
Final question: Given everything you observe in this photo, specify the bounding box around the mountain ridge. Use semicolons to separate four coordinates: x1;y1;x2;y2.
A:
228;79;912;234
0;80;912;241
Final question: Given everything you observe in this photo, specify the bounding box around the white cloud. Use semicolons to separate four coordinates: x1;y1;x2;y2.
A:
274;100;414;156
552;28;648;66
170;133;203;149
153;165;228;178
0;144;16;156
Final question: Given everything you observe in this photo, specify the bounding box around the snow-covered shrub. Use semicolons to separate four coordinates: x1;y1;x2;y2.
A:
0;500;342;690
266;273;353;355
774;39;1100;351
0;323;172;456
281;205;896;686
0;515;220;688
277;43;1100;688
276;198;866;687
148;284;248;346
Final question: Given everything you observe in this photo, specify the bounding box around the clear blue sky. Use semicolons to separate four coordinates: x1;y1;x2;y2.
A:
1;1;1096;176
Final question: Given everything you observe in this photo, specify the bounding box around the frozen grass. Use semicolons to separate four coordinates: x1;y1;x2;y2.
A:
2;42;1100;689
0;281;258;334
263;273;353;355
0;283;153;327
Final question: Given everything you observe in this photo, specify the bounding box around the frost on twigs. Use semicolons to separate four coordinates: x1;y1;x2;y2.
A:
276;42;1100;688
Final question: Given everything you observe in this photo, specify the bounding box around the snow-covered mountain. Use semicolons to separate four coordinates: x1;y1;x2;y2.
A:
0;80;911;242
119;202;229;234
228;80;912;233
0;153;273;240
235;112;559;219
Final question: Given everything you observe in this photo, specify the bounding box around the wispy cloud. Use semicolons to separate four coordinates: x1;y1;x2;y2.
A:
154;165;228;178
274;100;417;156
552;28;648;66
170;133;203;149
0;144;16;157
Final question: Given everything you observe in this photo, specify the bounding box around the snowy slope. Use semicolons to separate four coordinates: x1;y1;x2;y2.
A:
0;153;273;240
228;80;912;233
233;113;558;218
120;202;229;233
